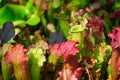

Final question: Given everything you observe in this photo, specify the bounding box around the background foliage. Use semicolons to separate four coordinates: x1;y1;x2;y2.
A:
0;0;120;80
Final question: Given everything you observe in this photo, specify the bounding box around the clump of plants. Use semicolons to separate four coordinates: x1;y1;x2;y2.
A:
0;0;120;80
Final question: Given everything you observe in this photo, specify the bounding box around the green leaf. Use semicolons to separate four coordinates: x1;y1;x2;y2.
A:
52;0;63;8
26;0;34;13
113;1;120;9
48;54;58;65
0;4;29;28
59;19;70;38
67;0;90;9
26;14;40;26
13;15;40;26
70;24;86;32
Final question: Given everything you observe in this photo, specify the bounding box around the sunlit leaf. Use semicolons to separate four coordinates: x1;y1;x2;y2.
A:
70;25;86;32
0;4;29;27
26;14;40;26
26;0;34;13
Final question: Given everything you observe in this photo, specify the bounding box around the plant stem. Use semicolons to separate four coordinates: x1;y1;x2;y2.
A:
1;57;12;80
14;64;30;80
30;66;41;80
